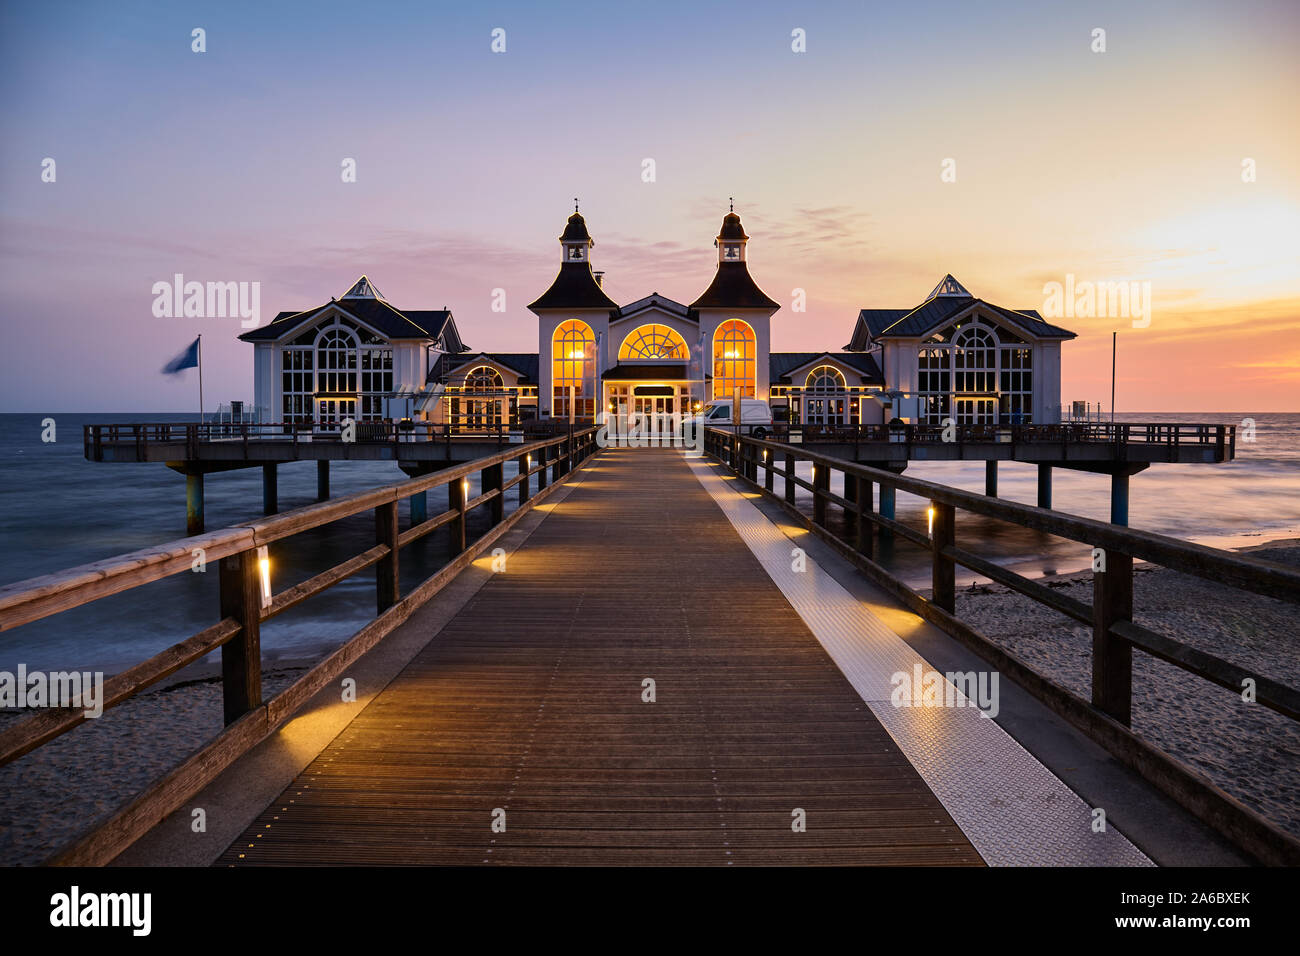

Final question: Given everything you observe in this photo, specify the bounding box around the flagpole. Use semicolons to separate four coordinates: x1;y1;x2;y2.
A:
198;334;204;425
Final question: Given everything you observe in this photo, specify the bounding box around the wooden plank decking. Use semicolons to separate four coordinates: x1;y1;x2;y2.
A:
217;449;982;866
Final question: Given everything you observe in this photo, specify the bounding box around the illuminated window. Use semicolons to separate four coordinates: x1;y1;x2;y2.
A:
618;324;689;360
804;365;848;425
805;365;845;391
465;365;504;391
458;365;504;427
552;320;596;419
712;319;755;400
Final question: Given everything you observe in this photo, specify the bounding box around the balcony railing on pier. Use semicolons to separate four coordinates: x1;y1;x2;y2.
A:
83;419;596;461
774;420;1235;453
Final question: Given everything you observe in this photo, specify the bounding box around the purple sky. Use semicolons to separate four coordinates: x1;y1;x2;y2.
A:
2;0;1297;412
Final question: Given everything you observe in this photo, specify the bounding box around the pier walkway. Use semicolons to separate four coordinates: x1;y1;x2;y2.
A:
211;450;1143;866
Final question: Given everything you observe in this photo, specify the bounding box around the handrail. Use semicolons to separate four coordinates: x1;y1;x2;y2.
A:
704;426;1299;865
0;426;600;866
8;430;592;629
767;420;1235;451
733;432;1293;601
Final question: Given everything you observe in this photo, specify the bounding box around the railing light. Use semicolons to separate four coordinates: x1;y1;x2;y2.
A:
927;506;935;537
257;546;272;609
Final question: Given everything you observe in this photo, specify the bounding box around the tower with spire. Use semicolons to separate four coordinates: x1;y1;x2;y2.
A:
690;206;780;401
528;205;618;419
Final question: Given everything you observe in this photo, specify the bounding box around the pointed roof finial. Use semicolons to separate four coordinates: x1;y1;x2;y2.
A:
729;196;734;212
574;197;579;213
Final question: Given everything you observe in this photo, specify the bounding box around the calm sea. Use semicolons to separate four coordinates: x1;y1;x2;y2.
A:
0;411;1297;674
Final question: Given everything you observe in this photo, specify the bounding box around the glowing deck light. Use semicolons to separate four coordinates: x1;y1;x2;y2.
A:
461;478;469;498
927;506;935;537
257;546;272;609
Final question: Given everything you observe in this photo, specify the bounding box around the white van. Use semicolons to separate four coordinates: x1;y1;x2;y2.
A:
687;398;774;439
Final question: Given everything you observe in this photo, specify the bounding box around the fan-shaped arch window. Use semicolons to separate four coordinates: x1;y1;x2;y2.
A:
713;319;756;400
464;365;504;391
619;324;689;360
552;320;596;419
953;325;996;393
805;365;846;391
316;327;358;394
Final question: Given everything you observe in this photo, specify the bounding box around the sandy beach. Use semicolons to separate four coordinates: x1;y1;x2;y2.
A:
955;541;1300;839
2;544;1297;864
0;663;309;865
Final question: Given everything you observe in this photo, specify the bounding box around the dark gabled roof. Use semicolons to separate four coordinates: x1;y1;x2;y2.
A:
612;292;695;323
239;298;452;342
850;309;911;348
856;295;1075;342
527;262;619;311
602;364;690;381
770;352;883;385
689;262;780;311
441;352;540;384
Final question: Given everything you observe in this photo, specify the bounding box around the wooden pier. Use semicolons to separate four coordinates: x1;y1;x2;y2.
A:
1;425;1295;867
216;449;980;866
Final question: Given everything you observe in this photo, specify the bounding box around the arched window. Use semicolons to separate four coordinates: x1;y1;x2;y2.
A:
805;365;846;391
464;365;504;391
552;320;596;419
803;365;848;425
713;319;756;400
952;326;996;393
459;365;505;428
618;324;689;360
316;327;357;394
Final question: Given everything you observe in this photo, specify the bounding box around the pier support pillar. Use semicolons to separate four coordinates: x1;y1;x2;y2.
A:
1110;472;1130;526
316;460;330;502
1037;464;1052;510
985;460;998;498
186;473;204;535
879;484;896;521
262;463;278;515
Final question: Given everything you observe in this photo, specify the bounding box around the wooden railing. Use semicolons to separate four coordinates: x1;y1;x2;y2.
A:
704;427;1299;865
773;420;1235;455
1;427;600;864
83;419;597;461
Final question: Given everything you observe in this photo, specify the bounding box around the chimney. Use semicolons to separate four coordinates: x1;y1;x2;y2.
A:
593;271;604;287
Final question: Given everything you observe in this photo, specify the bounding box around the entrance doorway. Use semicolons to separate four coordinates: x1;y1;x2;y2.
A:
317;397;357;430
955;397;996;425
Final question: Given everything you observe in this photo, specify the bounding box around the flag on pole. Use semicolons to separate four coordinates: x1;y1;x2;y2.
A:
162;337;200;374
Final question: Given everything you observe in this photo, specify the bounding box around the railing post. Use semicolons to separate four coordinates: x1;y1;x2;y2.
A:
763;448;774;492
1092;550;1133;726
518;452;530;505
856;475;873;558
375;500;399;614
537;446;549;491
449;475;468;552
218;551;262;725
812;462;828;526
784;453;796;505
930;501;955;613
484;461;504;524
